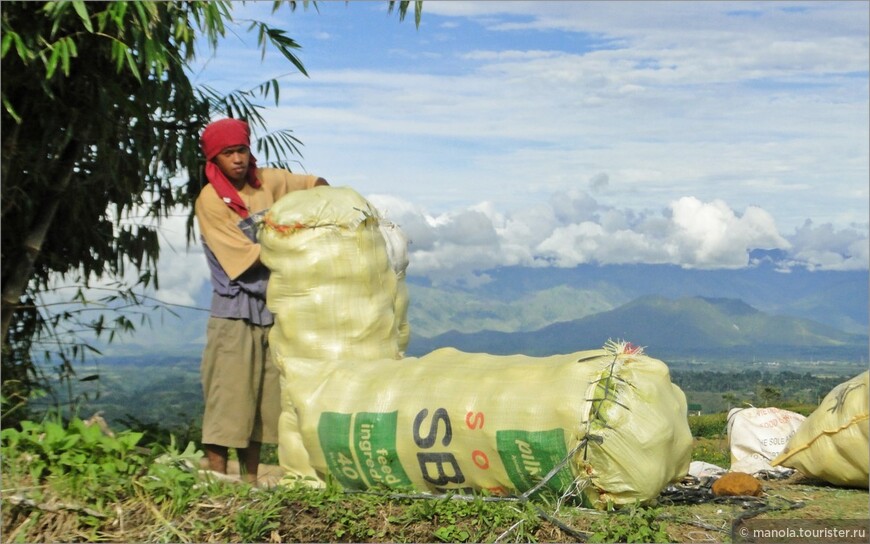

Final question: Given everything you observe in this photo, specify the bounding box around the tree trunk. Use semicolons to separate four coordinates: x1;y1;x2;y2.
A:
1;138;80;344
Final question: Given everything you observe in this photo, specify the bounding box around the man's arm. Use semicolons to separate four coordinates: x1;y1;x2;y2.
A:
195;190;261;280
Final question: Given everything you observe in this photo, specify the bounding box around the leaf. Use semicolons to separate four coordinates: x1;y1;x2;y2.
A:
124;49;141;82
59;37;73;76
415;1;423;28
2;96;22;124
0;427;20;447
71;1;94;33
1;31;14;58
433;526;456;542
47;1;68;37
118;431;144;450
44;43;61;79
248;23;308;76
57;434;82;450
64;36;78;58
42;421;66;446
108;1;128;30
257;78;281;106
132;2;152;39
111;40;126;72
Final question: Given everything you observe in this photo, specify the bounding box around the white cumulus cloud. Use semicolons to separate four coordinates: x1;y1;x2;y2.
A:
360;192;865;285
782;220;870;271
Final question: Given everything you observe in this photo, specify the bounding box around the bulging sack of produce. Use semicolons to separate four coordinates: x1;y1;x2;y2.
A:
726;407;806;475
275;341;693;507
258;186;410;480
259;185;409;361
772;371;869;488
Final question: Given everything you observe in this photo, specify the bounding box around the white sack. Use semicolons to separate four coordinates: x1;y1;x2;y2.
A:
726;407;805;475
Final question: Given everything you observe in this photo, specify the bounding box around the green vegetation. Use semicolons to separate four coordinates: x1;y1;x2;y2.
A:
4;367;867;543
409;284;617;337
672;368;852;413
690;438;730;468
0;0;421;430
1;415;673;543
688;412;729;439
34;357;206;434
1;0;301;422
1;415;206;539
588;505;670;543
2;418;145;507
6;350;860;542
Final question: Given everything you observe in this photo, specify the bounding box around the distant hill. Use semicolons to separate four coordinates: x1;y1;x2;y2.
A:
408;283;618;336
406;264;869;337
406;295;869;361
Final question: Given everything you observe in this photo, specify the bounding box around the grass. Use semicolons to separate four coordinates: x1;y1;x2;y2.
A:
2;414;866;543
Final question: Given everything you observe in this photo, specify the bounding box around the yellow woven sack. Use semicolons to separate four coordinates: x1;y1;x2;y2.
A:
772;371;869;487
259;186;408;361
275;341;692;507
259;186;409;480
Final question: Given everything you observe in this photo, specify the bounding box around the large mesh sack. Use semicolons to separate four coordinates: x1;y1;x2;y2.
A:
772;371;869;488
258;186;410;480
259;186;408;361
274;341;693;507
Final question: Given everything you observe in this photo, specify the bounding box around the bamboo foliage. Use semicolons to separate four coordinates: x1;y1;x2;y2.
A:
0;0;419;419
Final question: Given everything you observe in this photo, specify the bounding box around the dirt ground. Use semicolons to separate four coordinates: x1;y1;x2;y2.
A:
656;472;868;543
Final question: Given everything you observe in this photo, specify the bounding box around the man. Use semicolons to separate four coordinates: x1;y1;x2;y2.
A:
195;117;327;484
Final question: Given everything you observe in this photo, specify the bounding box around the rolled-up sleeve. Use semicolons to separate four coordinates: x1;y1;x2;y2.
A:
195;187;260;280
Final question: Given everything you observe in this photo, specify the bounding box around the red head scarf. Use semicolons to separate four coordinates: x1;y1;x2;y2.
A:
200;118;260;218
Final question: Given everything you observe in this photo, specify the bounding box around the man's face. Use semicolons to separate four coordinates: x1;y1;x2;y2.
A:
213;145;250;185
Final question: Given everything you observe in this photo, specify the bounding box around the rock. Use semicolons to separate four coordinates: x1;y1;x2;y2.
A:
712;471;763;497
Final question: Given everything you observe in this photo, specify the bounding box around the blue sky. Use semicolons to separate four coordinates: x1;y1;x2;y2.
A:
140;0;869;306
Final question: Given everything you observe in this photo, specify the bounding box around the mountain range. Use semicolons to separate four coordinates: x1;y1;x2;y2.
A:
403;261;868;361
95;261;869;363
406;260;868;336
405;295;868;361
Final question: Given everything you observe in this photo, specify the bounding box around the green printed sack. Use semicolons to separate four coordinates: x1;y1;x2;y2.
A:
772;371;869;488
275;342;692;507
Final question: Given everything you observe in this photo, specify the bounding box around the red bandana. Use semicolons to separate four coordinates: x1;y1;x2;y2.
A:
200;118;261;218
